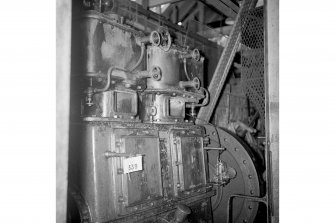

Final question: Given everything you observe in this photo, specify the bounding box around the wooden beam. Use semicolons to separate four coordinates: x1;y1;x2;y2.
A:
219;0;239;13
199;0;238;19
148;0;184;7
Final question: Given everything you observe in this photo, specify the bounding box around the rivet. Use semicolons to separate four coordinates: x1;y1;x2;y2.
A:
250;190;254;195
243;220;247;223
243;160;247;164
248;205;252;210
248;175;252;179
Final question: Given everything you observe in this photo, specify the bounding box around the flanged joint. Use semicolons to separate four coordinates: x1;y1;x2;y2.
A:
150;66;162;81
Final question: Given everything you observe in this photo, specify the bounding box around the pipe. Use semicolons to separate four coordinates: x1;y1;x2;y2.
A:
94;66;126;93
212;185;223;211
128;44;145;72
179;77;200;90
183;58;191;81
94;43;145;93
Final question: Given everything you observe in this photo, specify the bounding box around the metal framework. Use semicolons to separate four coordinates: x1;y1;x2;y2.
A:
196;0;258;125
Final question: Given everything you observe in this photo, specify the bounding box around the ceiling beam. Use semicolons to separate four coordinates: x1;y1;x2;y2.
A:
199;0;239;19
219;0;239;13
148;0;184;7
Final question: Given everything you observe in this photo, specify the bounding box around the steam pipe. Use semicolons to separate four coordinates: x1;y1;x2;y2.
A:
183;58;191;81
128;43;145;72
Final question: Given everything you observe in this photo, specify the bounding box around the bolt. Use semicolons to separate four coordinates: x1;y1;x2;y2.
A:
111;80;116;84
118;196;124;202
113;115;118;119
117;168;124;174
137;86;142;90
125;83;131;88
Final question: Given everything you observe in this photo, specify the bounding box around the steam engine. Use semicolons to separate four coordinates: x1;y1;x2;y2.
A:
68;2;261;223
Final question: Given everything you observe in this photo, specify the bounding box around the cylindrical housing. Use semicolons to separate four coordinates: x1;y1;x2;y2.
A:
71;11;144;77
146;46;181;89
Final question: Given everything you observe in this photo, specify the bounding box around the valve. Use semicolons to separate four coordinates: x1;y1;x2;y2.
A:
179;48;201;61
212;159;237;185
150;31;161;46
158;26;172;51
179;77;200;90
191;48;200;61
137;31;161;46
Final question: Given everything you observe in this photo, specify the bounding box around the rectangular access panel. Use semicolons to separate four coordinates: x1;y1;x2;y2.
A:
170;130;206;196
122;135;162;205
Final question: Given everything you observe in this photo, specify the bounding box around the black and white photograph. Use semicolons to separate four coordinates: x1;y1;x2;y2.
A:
60;0;277;222
1;0;335;222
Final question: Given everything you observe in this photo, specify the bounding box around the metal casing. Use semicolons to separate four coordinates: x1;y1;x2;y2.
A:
146;46;181;89
71;11;144;77
84;89;138;119
69;122;212;222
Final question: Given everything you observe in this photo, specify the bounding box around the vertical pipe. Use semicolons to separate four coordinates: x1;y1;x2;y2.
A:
56;0;72;222
264;0;279;222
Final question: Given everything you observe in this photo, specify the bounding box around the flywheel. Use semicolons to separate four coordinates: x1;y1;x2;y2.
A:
203;125;261;223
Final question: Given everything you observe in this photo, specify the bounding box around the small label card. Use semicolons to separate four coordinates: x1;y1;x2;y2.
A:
123;155;143;174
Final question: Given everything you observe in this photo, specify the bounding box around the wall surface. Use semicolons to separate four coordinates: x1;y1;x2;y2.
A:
265;0;279;222
56;0;72;222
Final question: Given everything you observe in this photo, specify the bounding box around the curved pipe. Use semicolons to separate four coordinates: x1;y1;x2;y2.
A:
193;87;209;107
128;44;145;72
94;66;127;93
94;44;145;93
183;58;191;80
212;185;223;211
